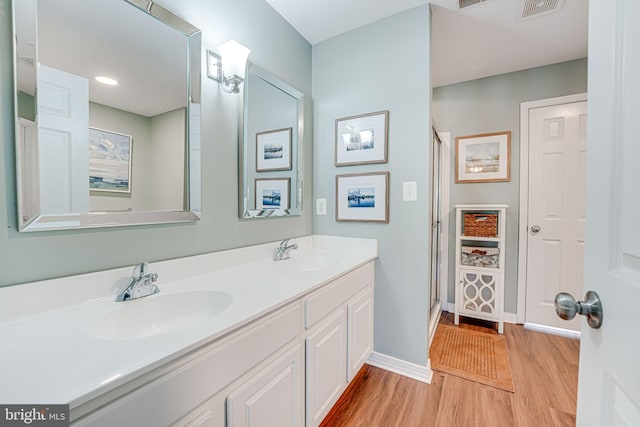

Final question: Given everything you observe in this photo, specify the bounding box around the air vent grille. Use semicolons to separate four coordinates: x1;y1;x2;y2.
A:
521;0;563;19
458;0;487;9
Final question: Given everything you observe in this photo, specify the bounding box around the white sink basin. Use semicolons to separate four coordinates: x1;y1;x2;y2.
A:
277;255;327;272
88;290;233;340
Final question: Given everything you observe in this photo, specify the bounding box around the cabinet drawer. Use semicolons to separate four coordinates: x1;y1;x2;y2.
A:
304;262;373;329
74;302;302;427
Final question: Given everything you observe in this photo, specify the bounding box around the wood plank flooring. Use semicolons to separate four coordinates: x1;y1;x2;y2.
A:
320;313;580;427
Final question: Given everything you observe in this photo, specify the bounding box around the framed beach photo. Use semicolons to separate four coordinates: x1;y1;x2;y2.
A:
255;178;290;210
256;128;292;172
89;128;132;193
335;110;389;166
336;172;389;223
455;131;511;183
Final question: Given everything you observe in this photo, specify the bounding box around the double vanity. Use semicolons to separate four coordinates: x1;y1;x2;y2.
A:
0;236;377;426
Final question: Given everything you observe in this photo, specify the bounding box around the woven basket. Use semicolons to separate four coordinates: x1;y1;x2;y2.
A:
463;213;498;237
461;246;500;268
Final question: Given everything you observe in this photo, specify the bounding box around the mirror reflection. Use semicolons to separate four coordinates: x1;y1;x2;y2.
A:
13;0;201;231
240;63;303;218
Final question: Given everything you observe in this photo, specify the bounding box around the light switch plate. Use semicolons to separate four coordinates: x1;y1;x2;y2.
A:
316;198;327;215
403;181;418;201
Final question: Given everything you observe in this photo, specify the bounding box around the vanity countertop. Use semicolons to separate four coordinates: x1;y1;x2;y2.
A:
0;235;377;407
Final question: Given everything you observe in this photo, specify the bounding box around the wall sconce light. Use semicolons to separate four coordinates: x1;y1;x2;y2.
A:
207;40;251;93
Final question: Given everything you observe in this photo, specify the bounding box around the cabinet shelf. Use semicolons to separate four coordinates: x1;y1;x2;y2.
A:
460;236;501;242
455;204;507;334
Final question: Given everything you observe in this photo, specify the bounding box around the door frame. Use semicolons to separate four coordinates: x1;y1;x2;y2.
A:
516;93;588;327
427;129;451;346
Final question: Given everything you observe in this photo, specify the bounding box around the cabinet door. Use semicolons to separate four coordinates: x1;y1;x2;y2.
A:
226;343;303;427
459;268;499;319
171;392;225;427
306;309;347;427
347;288;373;381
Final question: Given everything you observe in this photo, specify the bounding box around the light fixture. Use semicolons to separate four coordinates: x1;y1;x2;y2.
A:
206;40;251;94
95;75;119;86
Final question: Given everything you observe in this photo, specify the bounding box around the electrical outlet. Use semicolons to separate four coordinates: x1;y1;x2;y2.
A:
403;181;418;201
316;198;327;215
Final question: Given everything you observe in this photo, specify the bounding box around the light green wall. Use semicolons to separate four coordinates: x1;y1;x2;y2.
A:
0;0;312;287
313;6;431;367
432;58;588;313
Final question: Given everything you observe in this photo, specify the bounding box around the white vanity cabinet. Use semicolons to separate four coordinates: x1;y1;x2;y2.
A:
72;261;375;427
304;263;374;427
73;303;303;427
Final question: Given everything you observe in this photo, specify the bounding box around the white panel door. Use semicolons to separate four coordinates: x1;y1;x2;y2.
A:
37;64;89;215
306;310;346;427
525;99;587;331
575;0;640;425
347;288;373;381
226;344;302;427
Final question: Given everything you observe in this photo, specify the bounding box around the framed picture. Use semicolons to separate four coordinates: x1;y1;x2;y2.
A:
455;131;511;183
255;178;290;210
256;128;292;172
336;172;389;223
335;110;389;166
89;128;133;193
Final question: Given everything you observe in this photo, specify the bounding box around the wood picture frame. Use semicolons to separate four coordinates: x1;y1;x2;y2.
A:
336;172;389;223
335;110;389;166
455;131;511;183
255;178;290;210
256;127;292;172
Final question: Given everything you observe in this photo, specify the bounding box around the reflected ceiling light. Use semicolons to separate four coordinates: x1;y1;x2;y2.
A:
206;40;251;94
95;75;119;86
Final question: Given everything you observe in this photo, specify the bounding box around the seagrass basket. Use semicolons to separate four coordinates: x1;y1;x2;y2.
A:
463;213;498;237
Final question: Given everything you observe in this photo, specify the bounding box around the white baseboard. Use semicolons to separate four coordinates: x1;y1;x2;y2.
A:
443;303;518;325
366;352;433;384
524;322;581;339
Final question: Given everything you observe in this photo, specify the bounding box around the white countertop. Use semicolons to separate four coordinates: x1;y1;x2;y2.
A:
0;235;377;407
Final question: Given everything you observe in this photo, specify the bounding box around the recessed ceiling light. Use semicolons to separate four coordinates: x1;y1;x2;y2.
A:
95;76;118;86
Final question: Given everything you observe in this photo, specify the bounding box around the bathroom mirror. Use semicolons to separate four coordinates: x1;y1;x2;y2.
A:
12;0;202;232
239;63;304;218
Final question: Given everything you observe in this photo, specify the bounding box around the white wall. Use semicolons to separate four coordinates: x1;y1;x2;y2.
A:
0;0;312;287
432;58;588;313
313;6;431;367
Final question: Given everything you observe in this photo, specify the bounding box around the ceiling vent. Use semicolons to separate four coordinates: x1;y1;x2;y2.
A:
521;0;564;19
458;0;488;9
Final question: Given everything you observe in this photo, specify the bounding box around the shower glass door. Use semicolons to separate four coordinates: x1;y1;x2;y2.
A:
429;127;443;313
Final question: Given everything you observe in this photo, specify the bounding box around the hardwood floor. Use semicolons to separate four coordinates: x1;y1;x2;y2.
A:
320;313;580;427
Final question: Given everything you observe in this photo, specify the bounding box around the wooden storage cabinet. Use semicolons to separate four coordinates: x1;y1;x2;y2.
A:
454;205;507;333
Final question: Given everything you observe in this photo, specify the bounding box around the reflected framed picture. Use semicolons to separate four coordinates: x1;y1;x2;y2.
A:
455;131;511;183
256;128;292;172
336;172;389;223
255;178;290;210
89;127;132;193
335;110;389;166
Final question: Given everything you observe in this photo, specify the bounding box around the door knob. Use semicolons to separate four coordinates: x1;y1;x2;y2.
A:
530;225;541;234
554;291;603;329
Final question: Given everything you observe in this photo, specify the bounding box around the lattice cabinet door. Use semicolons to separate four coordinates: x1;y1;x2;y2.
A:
458;268;499;317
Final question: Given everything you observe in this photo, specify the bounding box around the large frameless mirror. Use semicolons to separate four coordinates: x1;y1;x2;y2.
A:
13;0;202;231
239;63;304;218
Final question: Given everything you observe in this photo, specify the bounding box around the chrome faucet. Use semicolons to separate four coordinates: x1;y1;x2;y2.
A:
273;239;298;261
116;262;159;302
